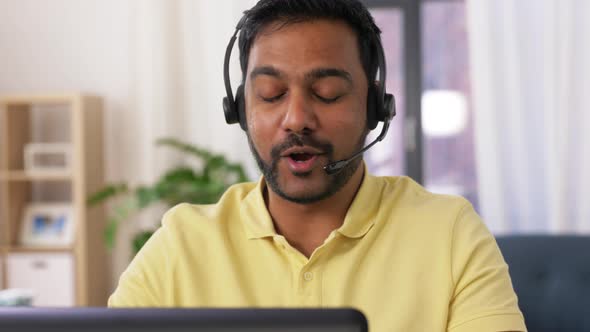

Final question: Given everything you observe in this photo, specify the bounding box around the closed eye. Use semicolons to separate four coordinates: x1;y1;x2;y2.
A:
315;94;341;104
261;92;285;103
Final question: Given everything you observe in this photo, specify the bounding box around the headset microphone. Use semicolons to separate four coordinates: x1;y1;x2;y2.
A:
323;110;392;175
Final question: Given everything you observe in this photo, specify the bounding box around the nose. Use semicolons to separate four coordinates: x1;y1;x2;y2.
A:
281;90;318;134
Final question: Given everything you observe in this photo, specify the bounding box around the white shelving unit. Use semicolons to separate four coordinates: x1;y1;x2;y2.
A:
0;94;109;306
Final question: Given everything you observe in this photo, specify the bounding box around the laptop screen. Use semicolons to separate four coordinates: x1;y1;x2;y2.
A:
0;308;368;332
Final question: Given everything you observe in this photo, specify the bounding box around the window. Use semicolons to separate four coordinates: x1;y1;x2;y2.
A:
365;0;478;209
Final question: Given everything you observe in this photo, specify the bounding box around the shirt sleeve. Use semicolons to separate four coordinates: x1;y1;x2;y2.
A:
447;203;527;332
108;219;174;307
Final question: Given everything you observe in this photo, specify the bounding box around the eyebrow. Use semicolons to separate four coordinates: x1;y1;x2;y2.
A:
249;66;283;81
249;66;353;85
305;68;353;85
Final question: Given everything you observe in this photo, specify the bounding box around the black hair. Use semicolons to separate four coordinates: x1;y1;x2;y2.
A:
238;0;382;84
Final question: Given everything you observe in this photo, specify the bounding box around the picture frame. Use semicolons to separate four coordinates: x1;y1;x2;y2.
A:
23;143;72;174
19;203;75;247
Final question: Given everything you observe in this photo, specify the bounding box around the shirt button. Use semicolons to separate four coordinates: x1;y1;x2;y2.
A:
303;272;314;281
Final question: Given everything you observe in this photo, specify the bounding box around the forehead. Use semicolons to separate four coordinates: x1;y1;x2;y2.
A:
247;19;365;80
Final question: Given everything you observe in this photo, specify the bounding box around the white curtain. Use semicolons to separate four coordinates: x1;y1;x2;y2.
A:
129;0;259;183
111;0;260;282
466;0;590;234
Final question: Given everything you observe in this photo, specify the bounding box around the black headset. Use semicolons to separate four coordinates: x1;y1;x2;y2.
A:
222;14;395;133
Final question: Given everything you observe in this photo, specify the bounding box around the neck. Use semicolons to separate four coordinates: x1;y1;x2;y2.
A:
265;164;365;257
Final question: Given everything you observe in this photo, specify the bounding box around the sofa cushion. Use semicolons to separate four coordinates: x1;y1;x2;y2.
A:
496;235;590;332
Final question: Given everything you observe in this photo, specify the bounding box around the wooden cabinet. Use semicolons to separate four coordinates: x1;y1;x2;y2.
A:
0;94;108;306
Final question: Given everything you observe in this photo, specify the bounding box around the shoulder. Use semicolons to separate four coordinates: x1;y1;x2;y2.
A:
161;181;258;229
364;175;488;261
371;175;497;261
372;175;474;224
109;181;261;307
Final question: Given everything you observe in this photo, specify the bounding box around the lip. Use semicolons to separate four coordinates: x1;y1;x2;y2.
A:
280;146;324;157
284;154;320;173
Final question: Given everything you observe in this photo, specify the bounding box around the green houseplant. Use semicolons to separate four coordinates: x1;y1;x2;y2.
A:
87;138;249;254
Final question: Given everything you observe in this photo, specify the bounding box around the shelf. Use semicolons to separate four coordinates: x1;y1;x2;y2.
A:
1;93;107;306
0;171;73;182
0;94;86;106
3;245;74;253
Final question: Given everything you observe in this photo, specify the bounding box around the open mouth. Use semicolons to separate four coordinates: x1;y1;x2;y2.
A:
280;145;324;173
284;152;320;173
289;152;315;162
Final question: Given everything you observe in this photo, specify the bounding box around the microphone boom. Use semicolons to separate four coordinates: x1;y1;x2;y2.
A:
323;119;391;175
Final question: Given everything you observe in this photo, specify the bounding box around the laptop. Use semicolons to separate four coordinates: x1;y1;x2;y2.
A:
0;307;368;332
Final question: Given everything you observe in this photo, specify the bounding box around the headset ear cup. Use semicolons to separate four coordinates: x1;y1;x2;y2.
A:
235;85;247;131
223;96;238;125
383;93;396;120
366;86;379;130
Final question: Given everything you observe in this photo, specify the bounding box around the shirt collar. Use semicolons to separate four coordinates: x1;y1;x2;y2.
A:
240;164;383;240
335;167;382;238
241;176;277;239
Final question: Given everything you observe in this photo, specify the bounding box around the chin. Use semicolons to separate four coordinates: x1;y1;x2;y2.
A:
275;189;332;205
273;179;334;204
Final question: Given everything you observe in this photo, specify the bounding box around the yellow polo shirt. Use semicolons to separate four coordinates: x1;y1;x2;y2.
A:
109;172;526;332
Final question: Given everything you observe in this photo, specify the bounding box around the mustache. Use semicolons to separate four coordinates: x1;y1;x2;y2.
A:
270;135;334;160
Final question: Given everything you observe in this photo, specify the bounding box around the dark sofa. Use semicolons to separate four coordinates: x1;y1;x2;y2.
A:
496;235;590;332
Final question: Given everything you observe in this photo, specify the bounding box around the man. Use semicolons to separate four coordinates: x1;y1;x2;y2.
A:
109;1;526;331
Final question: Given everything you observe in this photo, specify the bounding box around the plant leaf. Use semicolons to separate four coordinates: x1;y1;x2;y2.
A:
104;217;118;250
87;183;128;206
89;137;251;251
132;230;154;255
136;186;160;209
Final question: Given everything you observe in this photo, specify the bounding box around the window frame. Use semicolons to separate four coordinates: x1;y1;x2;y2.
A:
363;0;461;183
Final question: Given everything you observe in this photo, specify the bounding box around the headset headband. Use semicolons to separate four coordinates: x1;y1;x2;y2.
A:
222;13;395;131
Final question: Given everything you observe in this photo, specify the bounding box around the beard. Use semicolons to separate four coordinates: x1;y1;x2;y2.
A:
247;132;366;204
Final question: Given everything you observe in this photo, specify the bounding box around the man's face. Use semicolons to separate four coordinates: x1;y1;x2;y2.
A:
245;19;369;204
